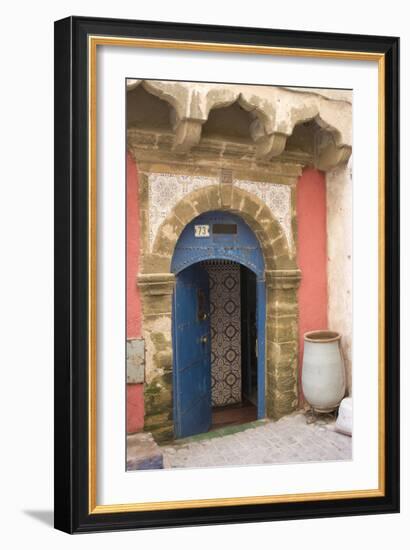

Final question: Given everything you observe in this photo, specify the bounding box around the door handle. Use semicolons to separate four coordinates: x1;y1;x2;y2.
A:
200;335;208;345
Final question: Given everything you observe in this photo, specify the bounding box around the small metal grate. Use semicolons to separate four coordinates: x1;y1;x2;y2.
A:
201;259;237;267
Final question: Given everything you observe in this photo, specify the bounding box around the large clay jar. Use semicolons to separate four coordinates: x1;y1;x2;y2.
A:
302;330;346;413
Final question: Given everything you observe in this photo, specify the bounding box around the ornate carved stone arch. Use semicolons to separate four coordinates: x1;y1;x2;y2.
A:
151;184;296;272
138;184;301;442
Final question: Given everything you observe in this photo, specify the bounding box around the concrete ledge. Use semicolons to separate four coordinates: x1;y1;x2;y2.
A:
127;432;164;470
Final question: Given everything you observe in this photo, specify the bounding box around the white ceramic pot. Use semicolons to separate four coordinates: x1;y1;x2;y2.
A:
302;330;346;413
335;397;352;436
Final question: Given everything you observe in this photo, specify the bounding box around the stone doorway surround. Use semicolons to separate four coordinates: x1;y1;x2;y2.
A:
138;183;300;442
126;79;352;442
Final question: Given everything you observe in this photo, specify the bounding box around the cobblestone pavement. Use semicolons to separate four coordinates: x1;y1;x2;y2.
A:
161;412;351;469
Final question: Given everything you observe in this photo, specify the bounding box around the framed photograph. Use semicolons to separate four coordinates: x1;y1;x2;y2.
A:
54;16;400;533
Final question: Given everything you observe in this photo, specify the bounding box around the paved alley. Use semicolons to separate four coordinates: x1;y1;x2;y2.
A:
161;412;352;469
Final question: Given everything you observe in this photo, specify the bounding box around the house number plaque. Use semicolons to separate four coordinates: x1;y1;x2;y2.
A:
194;224;210;237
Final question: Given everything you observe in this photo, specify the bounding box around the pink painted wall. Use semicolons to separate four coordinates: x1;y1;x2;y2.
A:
296;167;328;401
127;152;144;433
127;384;144;434
127;153;142;338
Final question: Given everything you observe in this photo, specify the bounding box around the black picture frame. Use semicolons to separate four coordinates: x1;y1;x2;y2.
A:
54;15;400;533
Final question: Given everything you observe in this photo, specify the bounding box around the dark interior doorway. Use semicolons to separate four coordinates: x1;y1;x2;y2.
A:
204;262;258;430
240;266;258;407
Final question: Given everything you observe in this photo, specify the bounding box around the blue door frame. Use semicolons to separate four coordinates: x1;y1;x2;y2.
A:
171;211;266;436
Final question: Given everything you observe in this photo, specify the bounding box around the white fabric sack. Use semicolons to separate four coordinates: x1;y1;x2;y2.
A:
335;397;352;436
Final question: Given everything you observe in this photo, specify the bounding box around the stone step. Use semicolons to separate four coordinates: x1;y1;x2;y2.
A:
127;432;164;470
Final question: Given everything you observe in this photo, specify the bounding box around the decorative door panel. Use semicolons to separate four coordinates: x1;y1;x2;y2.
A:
173;263;211;438
205;261;242;407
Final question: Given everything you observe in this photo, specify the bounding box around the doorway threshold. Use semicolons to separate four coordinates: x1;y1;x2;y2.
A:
162;418;268;447
212;400;257;430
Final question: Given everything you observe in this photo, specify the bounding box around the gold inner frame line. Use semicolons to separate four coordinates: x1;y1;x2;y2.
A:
87;35;386;514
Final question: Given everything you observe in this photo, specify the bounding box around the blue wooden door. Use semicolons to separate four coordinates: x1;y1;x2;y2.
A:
173;263;211;438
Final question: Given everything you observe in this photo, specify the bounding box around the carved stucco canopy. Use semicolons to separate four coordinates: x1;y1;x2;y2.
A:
127;78;352;170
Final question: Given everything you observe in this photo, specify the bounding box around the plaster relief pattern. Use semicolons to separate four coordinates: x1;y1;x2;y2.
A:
148;173;217;249
148;173;293;251
234;179;293;251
